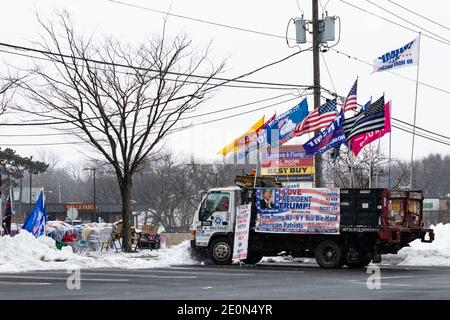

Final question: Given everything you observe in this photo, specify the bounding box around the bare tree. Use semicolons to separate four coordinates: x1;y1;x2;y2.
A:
15;12;225;251
323;145;391;188
0;74;19;113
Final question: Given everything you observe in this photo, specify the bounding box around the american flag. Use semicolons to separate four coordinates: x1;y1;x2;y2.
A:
344;95;385;141
343;79;358;113
293;99;337;136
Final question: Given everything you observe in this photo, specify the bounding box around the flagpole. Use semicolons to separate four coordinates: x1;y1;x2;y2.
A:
388;101;392;189
253;142;260;188
348;149;354;188
409;32;421;190
375;138;381;188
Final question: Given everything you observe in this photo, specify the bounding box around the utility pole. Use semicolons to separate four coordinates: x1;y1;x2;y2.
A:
312;0;322;187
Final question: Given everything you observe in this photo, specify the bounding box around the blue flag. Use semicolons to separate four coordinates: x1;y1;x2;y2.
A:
22;190;47;238
303;111;346;155
267;98;308;145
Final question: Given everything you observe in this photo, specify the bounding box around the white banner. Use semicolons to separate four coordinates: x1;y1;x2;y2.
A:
232;203;252;261
373;36;419;73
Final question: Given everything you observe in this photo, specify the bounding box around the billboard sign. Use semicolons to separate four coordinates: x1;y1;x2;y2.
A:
260;145;314;182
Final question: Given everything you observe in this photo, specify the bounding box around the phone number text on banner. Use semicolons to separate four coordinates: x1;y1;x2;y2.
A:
255;188;340;234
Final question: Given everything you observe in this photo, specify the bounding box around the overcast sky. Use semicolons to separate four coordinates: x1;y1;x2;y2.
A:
0;0;449;165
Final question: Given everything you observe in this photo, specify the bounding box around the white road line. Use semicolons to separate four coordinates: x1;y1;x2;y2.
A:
168;266;305;274
65;272;198;279
0;275;129;282
54;269;255;277
0;281;51;285
349;281;412;287
347;274;447;281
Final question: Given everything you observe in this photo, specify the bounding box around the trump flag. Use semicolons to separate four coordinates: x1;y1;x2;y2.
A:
349;101;391;156
303;111;346;156
373;37;419;73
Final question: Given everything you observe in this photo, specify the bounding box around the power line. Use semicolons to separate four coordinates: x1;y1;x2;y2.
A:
392;123;450;146
329;47;450;96
392;117;450;140
1;94;305;146
0;141;86;147
0;42;312;90
365;0;450;44
321;91;450;142
4;101;449;148
0;92;299;133
106;0;287;41
386;0;450;32
0;48;308;92
337;0;450;46
104;0;450;97
321;52;337;94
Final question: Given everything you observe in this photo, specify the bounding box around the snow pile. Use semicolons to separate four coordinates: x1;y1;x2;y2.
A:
0;231;194;273
383;223;450;266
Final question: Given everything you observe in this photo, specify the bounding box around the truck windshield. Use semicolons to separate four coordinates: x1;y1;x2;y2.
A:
199;192;230;221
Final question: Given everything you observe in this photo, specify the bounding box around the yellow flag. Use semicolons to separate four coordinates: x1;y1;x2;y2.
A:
217;116;265;156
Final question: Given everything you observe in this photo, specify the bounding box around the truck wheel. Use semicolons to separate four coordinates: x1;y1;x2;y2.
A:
314;240;345;269
242;253;263;265
208;237;233;265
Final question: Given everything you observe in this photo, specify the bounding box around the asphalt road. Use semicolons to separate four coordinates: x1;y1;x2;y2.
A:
1;262;450;300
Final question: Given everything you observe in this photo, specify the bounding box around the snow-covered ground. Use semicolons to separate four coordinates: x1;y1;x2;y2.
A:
1;224;449;273
0;230;194;273
382;223;450;266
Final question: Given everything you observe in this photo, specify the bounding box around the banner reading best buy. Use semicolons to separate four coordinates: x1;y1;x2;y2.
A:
261;166;314;176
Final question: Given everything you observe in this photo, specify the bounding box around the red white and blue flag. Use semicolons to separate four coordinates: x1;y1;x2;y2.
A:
293;99;337;137
343;79;358;113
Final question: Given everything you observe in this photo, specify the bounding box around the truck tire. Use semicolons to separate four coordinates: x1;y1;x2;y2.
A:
208;237;233;265
242;253;263;265
314;240;345;269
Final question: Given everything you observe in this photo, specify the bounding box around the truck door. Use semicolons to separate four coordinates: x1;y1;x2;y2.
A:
195;191;233;247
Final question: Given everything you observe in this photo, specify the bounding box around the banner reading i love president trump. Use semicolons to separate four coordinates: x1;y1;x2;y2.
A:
255;188;340;234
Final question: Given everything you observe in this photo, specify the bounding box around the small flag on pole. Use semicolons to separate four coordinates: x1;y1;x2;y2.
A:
303;111;346;156
349;101;392;156
343;79;358;113
373;36;420;73
344;96;386;142
217;116;265;156
267;98;309;145
293;99;337;137
22;189;47;238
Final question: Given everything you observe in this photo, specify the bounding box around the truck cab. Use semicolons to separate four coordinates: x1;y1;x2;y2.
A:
191;186;241;264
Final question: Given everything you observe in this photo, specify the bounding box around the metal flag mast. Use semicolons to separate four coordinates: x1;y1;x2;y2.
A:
409;32;422;190
388;100;393;189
